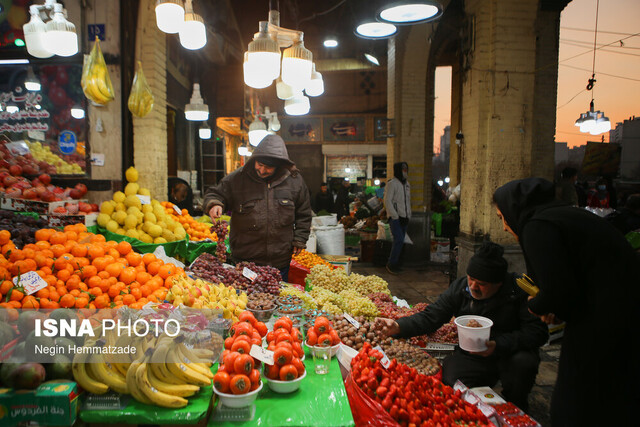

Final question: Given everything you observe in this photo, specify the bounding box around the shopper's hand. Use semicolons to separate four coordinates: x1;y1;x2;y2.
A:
292;246;303;256
374;318;400;337
527;296;562;324
209;205;222;219
469;340;496;357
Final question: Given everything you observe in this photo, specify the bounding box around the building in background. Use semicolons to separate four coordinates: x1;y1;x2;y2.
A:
610;117;640;179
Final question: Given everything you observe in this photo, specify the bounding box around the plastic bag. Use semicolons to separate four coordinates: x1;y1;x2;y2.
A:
81;36;115;105
344;371;399;427
128;61;154;117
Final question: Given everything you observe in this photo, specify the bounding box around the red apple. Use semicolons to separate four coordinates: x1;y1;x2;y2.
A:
3;175;18;187
9;165;22;176
41;191;56;202
69;189;82;200
5;188;21;198
22;164;38;175
74;183;88;196
38;174;51;185
22;188;37;199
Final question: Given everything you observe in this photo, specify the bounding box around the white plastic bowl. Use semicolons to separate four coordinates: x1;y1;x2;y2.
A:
214;381;263;408
305;342;340;358
454;315;493;352
265;369;307;393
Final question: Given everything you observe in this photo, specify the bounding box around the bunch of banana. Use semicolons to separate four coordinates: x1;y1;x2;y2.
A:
128;61;154;118
83;64;115;105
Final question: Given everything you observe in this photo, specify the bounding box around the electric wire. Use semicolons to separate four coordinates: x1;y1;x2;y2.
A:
557;88;588;109
560;64;640;82
561;26;637;36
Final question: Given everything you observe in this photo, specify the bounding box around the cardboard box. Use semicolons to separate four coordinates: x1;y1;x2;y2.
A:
0;196;77;215
0;381;81;426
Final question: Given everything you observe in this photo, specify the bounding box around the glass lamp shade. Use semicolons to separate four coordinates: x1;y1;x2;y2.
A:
243;52;276;89
377;1;443;25
284;93;310;116
305;65;324;97
23;7;53;58
355;22;397;39
43;4;78;57
579;115;596;134
179;13;207;50
199;125;212;139
590;114;611;135
156;0;185;34
282;41;313;88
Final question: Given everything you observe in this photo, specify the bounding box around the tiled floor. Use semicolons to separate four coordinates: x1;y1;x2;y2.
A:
352;262;558;426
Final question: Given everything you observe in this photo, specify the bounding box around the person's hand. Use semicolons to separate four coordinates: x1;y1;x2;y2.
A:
209;205;222;219
469;340;496;357
527;296;562;324
374;318;400;337
292;246;303;256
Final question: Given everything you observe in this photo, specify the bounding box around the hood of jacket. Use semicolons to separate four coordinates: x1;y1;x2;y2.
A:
393;162;408;183
493;177;556;236
247;134;295;171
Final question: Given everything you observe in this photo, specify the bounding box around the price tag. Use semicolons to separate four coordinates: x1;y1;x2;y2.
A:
28;130;45;141
6;140;30;156
242;267;257;282
373;346;391;369
13;271;48;295
173;204;182;215
137;195;151;205
250;344;274;365
343;313;360;329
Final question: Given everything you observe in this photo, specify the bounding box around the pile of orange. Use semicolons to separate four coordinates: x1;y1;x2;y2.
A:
292;250;334;270
161;201;217;241
0;224;185;310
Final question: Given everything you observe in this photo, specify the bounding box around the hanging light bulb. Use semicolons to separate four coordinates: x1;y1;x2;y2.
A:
238;146;249;156
23;6;53;58
281;39;313;89
199;122;212;139
355;21;397;39
323;37;338;48
377;1;443;25
156;0;185;34
179;0;207;50
364;53;380;66
5;102;19;114
24;66;41;91
374;179;381;186
284;93;310;116
244;22;280;88
70;104;85;119
43;3;78;57
270;114;281;132
185;83;209;121
248;119;269;146
276;77;297;100
305;63;324;97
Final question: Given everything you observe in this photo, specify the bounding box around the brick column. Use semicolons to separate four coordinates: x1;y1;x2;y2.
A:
133;0;168;200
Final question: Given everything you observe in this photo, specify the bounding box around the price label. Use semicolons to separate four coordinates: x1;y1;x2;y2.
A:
173;204;182;215
242;267;257;282
28;130;45;141
13;271;48;295
6;140;30;156
373;346;391;369
137;195;151;205
343;313;360;329
250;344;274;365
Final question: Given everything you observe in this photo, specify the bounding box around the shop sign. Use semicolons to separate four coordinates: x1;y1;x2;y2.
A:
0;90;50;133
88;24;106;41
58;130;77;154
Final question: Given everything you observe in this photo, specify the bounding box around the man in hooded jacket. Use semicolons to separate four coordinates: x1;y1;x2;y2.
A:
493;177;639;426
384;162;411;274
203;135;312;281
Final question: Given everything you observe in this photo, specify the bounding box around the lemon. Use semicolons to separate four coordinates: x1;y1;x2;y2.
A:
100;202;114;215
124;214;138;229
142;204;153;214
112;211;128;225
116;228;126;235
106;220;119;233
97;213;110;228
124;195;142;210
125;183;140;196
143;212;157;223
162;229;176;242
125;166;139;183
115;202;126;212
156;221;167;230
138;188;151;196
153;237;167;244
148;224;163;238
113;191;126;203
139;233;153;244
125;229;140;240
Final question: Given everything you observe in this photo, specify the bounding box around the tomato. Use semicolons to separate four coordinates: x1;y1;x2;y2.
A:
314;316;330;334
233;354;255;375
292;341;304;358
251;338;262;346
273;347;293;366
273;318;291;332
265;363;280;380
252;331;262;341
249;368;261;387
213;371;230;393
232;322;252;336
279;364;298;381
290;327;303;342
291;357;305;375
229;374;251;395
306;329;318;346
317;333;332;347
238;311;257;325
231;340;251;354
267;341;276;351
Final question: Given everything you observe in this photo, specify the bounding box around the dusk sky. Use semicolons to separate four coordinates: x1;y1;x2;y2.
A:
435;0;640;153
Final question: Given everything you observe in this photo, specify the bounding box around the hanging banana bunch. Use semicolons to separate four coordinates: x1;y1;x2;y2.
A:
128;61;155;118
81;36;115;105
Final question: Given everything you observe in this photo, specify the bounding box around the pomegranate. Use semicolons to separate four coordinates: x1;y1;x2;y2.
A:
9;165;22;176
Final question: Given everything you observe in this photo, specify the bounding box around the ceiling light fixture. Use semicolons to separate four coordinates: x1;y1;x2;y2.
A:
24;66;41;91
284;93;310;116
355;21;397;39
323;37;338;48
242;4;322;114
23;5;52;58
0;59;29;65
364;53;380;66
5;102;19;114
199;122;212;139
248;119;269;146
179;0;207;50
238;146;250;156
305;64;324;97
185;83;209;121
70;104;85;119
155;0;185;34
43;3;78;57
377;1;443;25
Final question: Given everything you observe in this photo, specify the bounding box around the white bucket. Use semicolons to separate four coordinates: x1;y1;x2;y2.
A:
454;315;493;352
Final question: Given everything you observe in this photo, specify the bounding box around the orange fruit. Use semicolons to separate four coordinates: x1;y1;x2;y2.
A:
50;244;67;258
0;230;11;245
125;252;142;267
105;263;126;278
87;245;105;260
119;267;137;285
142;253;157;265
116;241;132;256
122;294;136;306
146;261;162;276
49;231;67;245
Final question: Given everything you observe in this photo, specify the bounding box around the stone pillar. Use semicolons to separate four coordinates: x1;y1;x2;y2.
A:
132;0;168;200
449;62;462;187
456;0;563;275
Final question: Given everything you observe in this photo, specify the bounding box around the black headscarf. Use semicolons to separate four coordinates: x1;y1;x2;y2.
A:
393;162;408;183
492;177;556;236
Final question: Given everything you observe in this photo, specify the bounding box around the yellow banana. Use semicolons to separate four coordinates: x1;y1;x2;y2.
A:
94;66;114;100
72;350;109;394
87;352;130;395
165;346;211;386
84;79;109;105
147;368;200;397
126;354;154;405
149;340;184;385
135;356;189;408
177;344;214;378
191;348;215;362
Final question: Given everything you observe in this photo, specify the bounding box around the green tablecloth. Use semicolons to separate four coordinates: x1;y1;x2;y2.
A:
210;353;354;427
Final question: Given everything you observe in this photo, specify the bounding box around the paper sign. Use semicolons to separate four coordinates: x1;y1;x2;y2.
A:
373;346;391;369
90;153;105;166
6;140;30;156
28;130;45;141
13;271;48;295
250;344;274;365
343;313;360;329
242;267;257;282
137;195;151;205
173;204;182;215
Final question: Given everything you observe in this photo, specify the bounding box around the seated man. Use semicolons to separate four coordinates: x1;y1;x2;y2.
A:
376;242;548;411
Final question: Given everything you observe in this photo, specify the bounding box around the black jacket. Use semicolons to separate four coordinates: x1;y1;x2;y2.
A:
314;191;334;213
396;274;548;357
